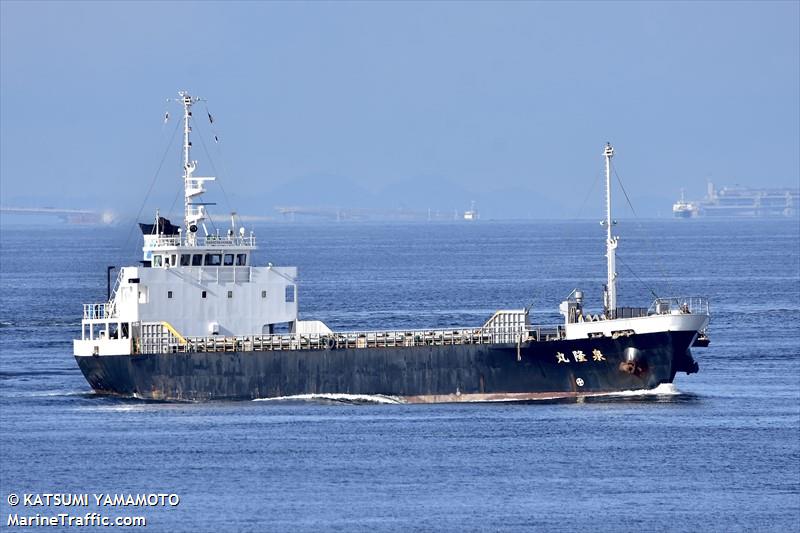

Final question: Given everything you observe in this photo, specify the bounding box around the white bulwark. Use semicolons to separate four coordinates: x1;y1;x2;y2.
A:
75;91;299;357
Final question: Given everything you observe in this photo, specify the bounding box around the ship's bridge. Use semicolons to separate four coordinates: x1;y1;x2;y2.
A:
140;217;257;268
145;235;256;269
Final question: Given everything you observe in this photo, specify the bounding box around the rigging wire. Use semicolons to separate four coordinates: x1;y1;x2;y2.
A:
573;169;602;219
199;102;235;217
612;161;638;217
612;162;676;295
616;254;660;300
165;148;184;223
160;100;182;223
185;103;239;238
190;124;220;236
547;167;603;311
123;118;182;252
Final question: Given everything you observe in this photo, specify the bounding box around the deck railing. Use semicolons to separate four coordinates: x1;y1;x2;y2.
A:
130;297;709;355
148;235;256;248
83;303;115;320
133;323;567;355
649;296;709;316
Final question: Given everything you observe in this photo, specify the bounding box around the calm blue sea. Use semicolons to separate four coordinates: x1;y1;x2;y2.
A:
1;219;798;532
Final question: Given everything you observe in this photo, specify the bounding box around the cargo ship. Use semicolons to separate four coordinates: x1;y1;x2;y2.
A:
73;92;710;402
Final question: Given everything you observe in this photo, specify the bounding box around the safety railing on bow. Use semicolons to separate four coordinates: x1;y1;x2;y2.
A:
649;296;709;316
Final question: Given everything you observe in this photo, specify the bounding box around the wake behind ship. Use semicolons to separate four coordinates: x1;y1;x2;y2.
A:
74;91;710;402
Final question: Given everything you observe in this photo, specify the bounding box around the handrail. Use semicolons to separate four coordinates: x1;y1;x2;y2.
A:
82;303;116;320
648;296;709;316
106;269;125;317
146;235;257;248
134;322;567;355
161;321;187;345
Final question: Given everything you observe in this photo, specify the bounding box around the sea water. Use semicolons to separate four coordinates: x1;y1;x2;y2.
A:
1;219;798;532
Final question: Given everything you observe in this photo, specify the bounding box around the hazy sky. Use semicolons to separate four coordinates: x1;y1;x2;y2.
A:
1;1;798;219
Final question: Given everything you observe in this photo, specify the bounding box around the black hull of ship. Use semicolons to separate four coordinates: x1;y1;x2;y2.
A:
75;331;699;402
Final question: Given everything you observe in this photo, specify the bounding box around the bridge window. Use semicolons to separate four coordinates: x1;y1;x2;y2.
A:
236;254;248;266
180;254;191;266
168;291;173;299
285;285;295;303
227;290;233;298
153;255;163;267
261;290;267;298
192;254;203;266
202;290;207;299
224;254;234;266
204;253;222;266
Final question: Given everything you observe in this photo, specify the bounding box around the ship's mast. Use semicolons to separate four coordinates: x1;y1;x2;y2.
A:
603;142;618;317
180;91;192;238
177;91;213;246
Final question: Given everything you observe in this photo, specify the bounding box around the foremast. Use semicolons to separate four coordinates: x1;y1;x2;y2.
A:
177;91;215;246
602;142;618;317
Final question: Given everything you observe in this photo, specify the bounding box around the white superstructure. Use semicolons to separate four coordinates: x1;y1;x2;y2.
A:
463;201;478;221
672;189;699;218
75;91;300;357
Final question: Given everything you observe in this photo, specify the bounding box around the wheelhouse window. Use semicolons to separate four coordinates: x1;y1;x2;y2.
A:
167;291;173;299
204;253;222;266
227;290;233;298
191;254;203;266
180;254;191;266
153;255;163;267
223;254;234;266
201;290;207;299
236;254;248;266
285;285;295;303
261;290;267;298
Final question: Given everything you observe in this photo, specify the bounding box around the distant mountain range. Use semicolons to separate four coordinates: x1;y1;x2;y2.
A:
228;174;573;220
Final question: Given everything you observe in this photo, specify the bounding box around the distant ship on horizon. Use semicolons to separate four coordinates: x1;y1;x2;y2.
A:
673;182;799;218
672;189;699;218
463;200;478;221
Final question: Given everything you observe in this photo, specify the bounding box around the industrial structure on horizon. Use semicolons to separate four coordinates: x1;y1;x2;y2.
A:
673;183;799;218
0;207;117;225
274;205;479;222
